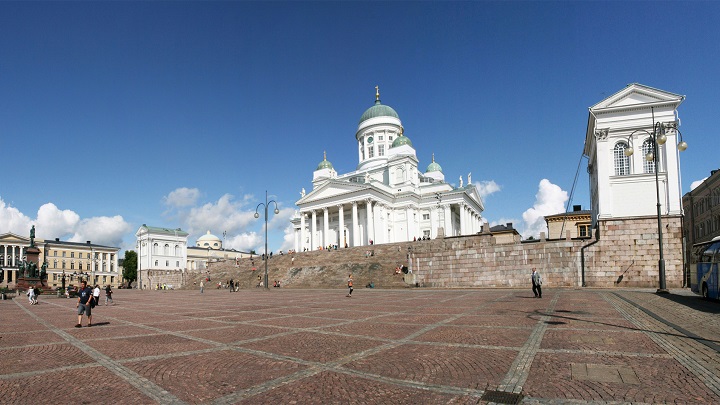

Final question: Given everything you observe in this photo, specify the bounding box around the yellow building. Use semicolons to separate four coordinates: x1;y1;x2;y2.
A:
544;205;592;240
42;238;120;289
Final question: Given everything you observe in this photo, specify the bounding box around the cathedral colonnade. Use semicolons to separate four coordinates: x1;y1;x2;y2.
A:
293;200;483;251
1;244;26;283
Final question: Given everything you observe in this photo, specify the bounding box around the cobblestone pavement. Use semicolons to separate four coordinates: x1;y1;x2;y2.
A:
1;288;719;404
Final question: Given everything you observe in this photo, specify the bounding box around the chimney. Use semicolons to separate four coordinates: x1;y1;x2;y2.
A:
573;205;582;212
86;241;91;244
55;238;59;242
506;223;513;229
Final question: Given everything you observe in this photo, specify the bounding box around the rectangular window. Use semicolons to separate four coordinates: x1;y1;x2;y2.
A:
422;214;430;220
71;261;75;270
423;230;430;237
62;251;66;257
368;146;374;158
378;145;385;156
378;135;384;141
54;250;57;257
71;252;75;258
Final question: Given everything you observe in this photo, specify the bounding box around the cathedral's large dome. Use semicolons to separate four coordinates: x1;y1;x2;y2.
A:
359;99;399;124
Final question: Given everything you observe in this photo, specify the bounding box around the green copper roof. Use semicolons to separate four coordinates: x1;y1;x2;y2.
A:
426;161;442;173
316;151;334;170
391;133;413;148
359;100;399;124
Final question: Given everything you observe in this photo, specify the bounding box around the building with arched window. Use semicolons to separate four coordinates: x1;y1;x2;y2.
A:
135;224;188;290
583;83;686;287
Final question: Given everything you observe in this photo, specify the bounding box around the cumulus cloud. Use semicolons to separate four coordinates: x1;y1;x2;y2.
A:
181;194;256;236
164;187;201;208
0;197;131;247
475;180;501;199
690;177;708;191
224;232;263;253
521;179;568;239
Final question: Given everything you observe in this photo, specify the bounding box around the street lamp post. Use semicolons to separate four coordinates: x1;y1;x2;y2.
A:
625;108;688;294
254;191;280;290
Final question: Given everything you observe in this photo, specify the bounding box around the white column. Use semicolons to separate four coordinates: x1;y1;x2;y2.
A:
323;207;329;248
11;245;16;266
294;228;299;252
311;210;317;250
443;204;452;236
406;207;413;240
459;204;466;235
114;253;119;277
378;205;386;244
338;204;345;247
352;202;359;247
366;200;374;245
300;213;306;251
430;207;438;238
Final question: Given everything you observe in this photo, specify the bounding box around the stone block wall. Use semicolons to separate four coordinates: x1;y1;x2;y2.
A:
583;216;684;288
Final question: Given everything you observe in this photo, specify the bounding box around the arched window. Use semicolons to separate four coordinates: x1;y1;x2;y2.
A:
154;260;159;267
153;243;159;254
164;244;170;255
642;139;656;174
613;142;630;176
175;245;180;256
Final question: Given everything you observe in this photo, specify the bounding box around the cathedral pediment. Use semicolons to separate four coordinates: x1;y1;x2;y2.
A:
0;232;30;244
591;83;684;112
296;180;369;205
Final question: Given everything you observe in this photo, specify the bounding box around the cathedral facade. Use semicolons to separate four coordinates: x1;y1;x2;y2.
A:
291;89;484;251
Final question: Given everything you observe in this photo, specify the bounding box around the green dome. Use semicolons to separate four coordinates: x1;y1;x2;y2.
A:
359;100;399;124
316;152;334;170
426;161;442;173
391;133;413;148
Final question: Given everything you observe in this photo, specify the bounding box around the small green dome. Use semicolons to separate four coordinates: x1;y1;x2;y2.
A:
359;100;399;124
391;133;413;148
426;162;442;173
426;153;442;173
316;151;334;170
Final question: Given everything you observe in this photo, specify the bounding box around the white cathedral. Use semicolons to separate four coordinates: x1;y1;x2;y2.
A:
290;88;485;251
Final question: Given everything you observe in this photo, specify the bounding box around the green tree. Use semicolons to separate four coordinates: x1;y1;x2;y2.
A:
123;250;137;286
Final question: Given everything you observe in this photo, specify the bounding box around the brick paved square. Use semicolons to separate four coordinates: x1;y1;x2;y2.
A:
319;321;425;340
0;330;65;347
248;315;347;329
541;329;666;354
185;324;293;344
126;350;306;403
84;333;216;360
238;331;385;363
0;343;96;374
449;314;538;328
414;325;532;347
0;366;156;404
344;343;515;390
523;352;720;404
235;370;479;405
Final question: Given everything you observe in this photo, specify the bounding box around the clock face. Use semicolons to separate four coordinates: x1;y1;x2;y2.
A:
367;136;373;144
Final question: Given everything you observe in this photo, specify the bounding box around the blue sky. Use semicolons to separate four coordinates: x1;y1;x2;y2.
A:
2;1;719;254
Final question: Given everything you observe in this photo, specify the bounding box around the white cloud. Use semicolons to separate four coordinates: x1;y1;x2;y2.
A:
690;177;708;191
181;194;256;236
68;216;133;247
225;233;262;253
164;187;201;208
280;224;296;253
521;179;568;239
0;198;33;235
476;180;501;199
0;198;130;247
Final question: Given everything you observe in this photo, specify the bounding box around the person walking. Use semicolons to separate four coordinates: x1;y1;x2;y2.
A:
105;285;114;305
76;280;93;327
531;268;542;298
200;280;204;293
93;284;101;307
346;274;354;297
27;287;36;305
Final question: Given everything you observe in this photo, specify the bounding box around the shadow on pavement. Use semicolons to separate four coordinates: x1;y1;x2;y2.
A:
657;293;720;314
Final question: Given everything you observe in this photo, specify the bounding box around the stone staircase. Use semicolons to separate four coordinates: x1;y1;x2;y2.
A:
183;241;427;290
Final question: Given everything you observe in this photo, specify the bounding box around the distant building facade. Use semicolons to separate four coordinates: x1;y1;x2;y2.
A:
682;169;720;283
135;224;188;290
544;205;592;240
291;89;484;251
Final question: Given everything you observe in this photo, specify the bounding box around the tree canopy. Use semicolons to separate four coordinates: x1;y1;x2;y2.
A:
123;250;137;286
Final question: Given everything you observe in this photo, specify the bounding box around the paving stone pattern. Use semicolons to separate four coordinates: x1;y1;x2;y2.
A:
1;288;719;404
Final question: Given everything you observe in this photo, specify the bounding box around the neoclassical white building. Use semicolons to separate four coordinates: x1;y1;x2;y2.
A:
291;89;485;251
135;224;188;290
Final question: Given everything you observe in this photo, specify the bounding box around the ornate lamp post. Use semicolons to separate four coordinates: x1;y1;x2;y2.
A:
625;109;688;293
254;191;279;290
